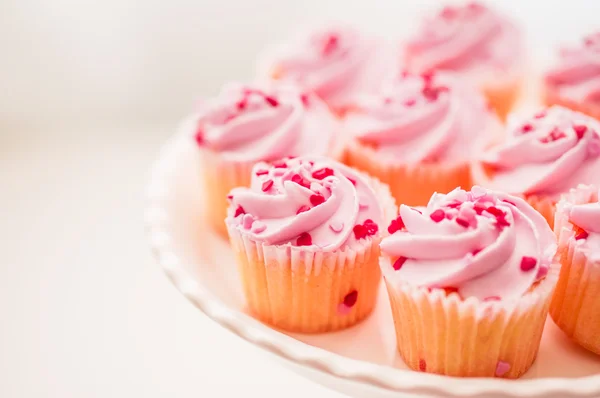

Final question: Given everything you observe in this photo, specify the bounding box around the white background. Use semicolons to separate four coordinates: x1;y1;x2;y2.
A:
1;1;599;397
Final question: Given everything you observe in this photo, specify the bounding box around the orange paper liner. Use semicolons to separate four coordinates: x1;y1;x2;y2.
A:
382;258;559;378
345;139;472;207
226;173;397;333
544;85;600;122
550;185;600;354
482;78;522;121
200;148;254;238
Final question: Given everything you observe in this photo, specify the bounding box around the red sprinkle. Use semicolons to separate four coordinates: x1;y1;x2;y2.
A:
430;209;446;223
353;224;367;239
273;160;288;168
520;256;537;272
456;217;470;228
387;215;405;234
296;232;313;246
226;194;233;200
291;174;311;189
264;95;279;107
393;256;407;270
575;229;589;240
234;206;246;217
310;194;325;206
421;70;435;84
347;177;357;186
495;217;511;230
363;219;379;235
261;179;274;192
472;248;482;256
194;130;205;146
255;169;269;176
419;359;427;372
343;290;358;307
574;125;587;139
296;205;311;214
312;167;334;180
300;93;310;107
521;123;533;133
473;202;487;215
486;206;505;218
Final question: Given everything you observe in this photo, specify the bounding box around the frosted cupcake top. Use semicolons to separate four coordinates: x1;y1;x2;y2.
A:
193;82;336;162
381;187;556;301
405;2;522;85
566;189;600;258
545;31;600;104
345;71;496;164
226;156;384;251
256;23;395;110
480;106;600;198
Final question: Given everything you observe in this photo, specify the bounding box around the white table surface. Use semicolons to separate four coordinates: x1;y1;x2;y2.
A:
0;127;349;398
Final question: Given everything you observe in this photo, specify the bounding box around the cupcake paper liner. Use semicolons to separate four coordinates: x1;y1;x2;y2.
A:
550;185;600;354
226;173;397;333
482;78;522;121
382;257;559;378
345;139;472;207
525;194;558;229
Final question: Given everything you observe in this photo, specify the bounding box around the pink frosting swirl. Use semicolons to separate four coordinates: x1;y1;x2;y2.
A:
405;2;522;84
546;32;600;104
226;156;383;251
193;82;336;162
380;187;556;301
346;71;496;163
480;106;600;196
257;23;395;109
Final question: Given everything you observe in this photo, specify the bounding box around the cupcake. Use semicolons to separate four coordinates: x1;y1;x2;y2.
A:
550;185;600;354
544;31;600;121
193;82;338;236
474;105;600;229
255;22;396;115
344;71;503;207
403;1;525;119
225;156;396;333
380;187;558;378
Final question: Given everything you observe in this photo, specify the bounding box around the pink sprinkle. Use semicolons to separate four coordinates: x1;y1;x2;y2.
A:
234;206;245;217
296;205;311;214
429;209;445;223
251;221;266;233
484;296;501;302
296;232;313;246
261;179;274;192
404;98;416;107
456;217;469;228
291;174;311;189
419;359;427;372
520;256;537;272
521;123;533;133
273;160;288;168
347;177;357;186
312;167;334;180
576;229;589;240
273;168;286;177
343;290;358;307
321;34;339;56
300;93;310;107
255;169;269;176
574;125;587;139
329;222;344;233
472;248;482;256
536;265;549;280
393;257;407;270
242;214;255;230
534;110;546;119
495;361;511;377
310;194;325;206
359;202;369;210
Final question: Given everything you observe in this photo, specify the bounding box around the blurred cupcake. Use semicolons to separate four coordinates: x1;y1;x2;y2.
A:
403;1;525;119
550;185;600;354
225;156;396;333
545;31;600;121
344;71;502;206
256;22;397;115
192;82;339;236
473;105;600;228
381;187;558;378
